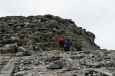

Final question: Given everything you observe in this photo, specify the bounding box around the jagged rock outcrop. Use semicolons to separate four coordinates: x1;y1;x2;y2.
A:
0;14;100;52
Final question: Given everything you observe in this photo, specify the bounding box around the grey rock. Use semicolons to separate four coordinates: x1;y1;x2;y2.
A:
46;59;65;69
97;72;102;76
86;62;101;68
46;63;62;69
0;15;100;51
98;51;104;57
16;52;24;56
1;59;14;76
14;71;26;76
70;73;78;76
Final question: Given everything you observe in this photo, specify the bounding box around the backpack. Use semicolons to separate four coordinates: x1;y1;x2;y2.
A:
59;37;65;42
59;37;65;44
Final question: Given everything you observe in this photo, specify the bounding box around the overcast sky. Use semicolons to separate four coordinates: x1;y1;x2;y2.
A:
0;0;115;50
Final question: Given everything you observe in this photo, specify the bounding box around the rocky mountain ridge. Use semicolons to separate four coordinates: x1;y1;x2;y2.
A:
0;14;115;76
0;14;100;52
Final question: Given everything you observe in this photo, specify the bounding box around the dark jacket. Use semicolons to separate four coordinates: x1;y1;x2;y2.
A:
66;39;72;48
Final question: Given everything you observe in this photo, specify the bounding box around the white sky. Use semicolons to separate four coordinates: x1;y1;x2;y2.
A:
0;0;115;50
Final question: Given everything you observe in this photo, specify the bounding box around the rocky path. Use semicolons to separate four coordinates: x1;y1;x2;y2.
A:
0;50;115;76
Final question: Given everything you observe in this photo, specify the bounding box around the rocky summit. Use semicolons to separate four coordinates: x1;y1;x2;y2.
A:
1;14;114;76
0;14;100;53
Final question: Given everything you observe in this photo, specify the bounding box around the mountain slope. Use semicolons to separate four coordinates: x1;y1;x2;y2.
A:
0;14;100;51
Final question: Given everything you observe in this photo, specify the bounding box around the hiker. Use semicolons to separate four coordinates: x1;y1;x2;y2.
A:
65;39;72;51
58;37;66;51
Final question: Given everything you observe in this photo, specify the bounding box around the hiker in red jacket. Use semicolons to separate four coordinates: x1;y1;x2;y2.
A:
59;37;66;51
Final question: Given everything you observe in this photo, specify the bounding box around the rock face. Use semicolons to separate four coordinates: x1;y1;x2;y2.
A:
0;14;100;52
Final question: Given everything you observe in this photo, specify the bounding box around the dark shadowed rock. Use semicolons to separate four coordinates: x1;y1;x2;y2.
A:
46;59;66;69
0;44;18;54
